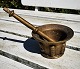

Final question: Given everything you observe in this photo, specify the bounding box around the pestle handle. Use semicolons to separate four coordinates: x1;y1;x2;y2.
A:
3;7;36;31
3;7;55;42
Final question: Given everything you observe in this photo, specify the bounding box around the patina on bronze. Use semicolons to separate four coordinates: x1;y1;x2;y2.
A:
3;7;74;59
32;24;74;58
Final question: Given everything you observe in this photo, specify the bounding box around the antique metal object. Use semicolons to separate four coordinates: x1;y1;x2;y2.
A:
3;8;74;59
32;24;74;58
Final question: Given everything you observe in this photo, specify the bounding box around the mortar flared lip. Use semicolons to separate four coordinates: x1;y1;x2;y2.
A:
32;24;74;44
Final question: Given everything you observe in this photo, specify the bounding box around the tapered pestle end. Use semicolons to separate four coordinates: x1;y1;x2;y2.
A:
3;7;10;13
3;7;14;17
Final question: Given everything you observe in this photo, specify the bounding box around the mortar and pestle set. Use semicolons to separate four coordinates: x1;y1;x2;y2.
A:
3;8;74;59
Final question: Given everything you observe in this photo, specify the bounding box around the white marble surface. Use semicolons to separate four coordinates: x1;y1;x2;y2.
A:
0;8;80;69
0;55;32;69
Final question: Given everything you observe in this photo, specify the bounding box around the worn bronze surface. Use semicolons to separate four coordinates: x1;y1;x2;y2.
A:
3;8;74;59
32;24;74;58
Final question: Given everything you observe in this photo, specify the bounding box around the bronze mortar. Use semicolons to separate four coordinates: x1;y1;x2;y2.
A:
32;24;74;59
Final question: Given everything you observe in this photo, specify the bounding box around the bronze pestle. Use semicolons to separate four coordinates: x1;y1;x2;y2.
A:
3;7;56;43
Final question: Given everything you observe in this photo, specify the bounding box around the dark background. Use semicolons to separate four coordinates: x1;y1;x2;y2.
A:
0;0;80;14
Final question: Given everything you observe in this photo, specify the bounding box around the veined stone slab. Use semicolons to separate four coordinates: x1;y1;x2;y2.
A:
0;8;80;69
0;55;32;69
